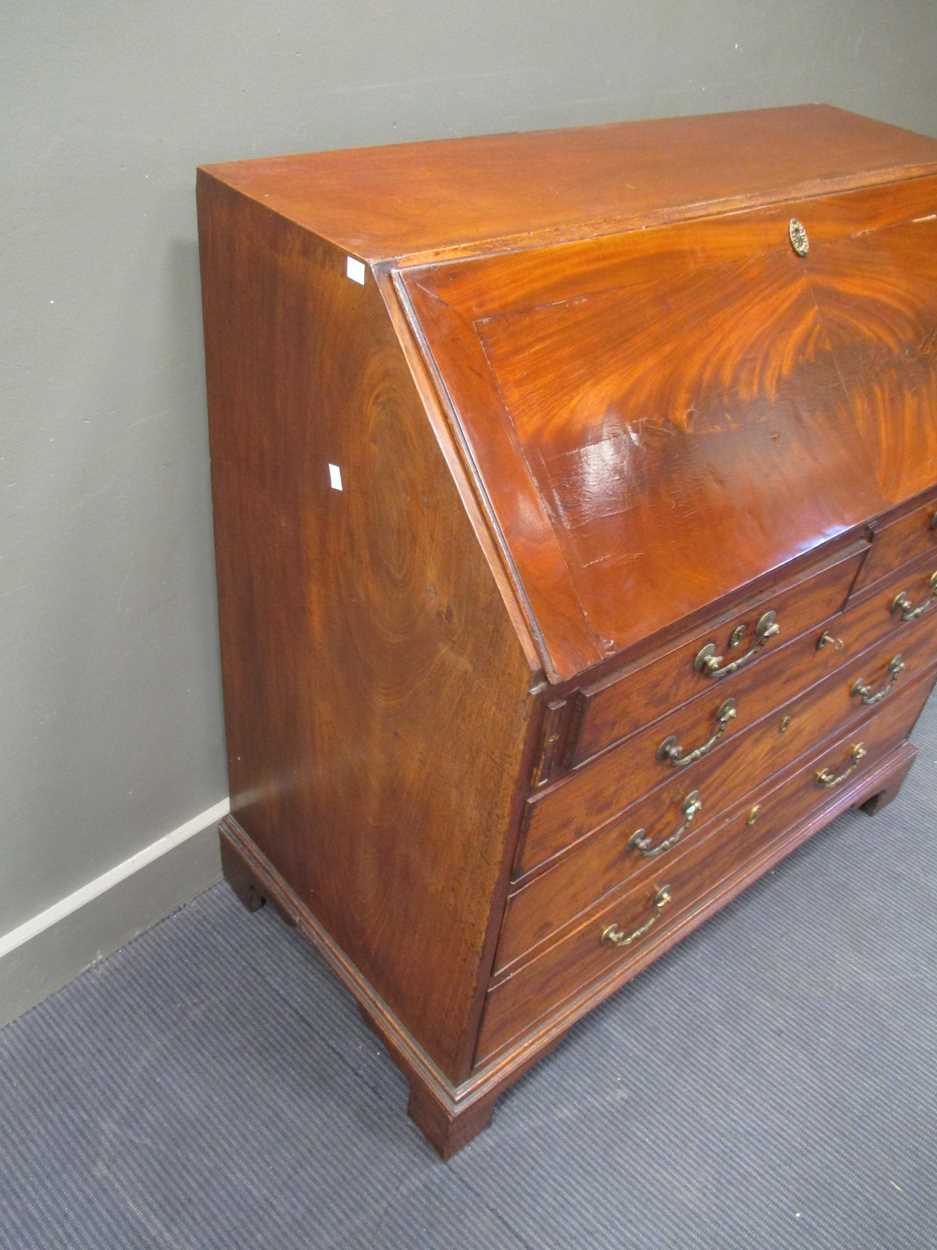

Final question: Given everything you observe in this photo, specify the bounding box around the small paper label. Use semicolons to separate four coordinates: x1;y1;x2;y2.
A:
345;256;366;285
328;463;343;491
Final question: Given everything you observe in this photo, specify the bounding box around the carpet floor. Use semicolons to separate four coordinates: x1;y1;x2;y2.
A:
3;699;937;1249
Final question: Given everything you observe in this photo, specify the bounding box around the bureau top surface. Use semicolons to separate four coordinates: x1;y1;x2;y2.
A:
200;105;937;262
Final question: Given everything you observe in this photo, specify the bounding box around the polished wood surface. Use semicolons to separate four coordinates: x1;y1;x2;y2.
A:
198;175;536;1081
202;105;937;262
402;176;937;682
571;543;866;764
570;541;937;771
470;738;919;1102
199;106;937;1158
501;616;937;969
519;592;937;876
480;670;934;1063
852;491;937;594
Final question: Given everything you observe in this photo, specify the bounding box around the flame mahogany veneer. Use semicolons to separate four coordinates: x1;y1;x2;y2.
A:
198;105;937;1158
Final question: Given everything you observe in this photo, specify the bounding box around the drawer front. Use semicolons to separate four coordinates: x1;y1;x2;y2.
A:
520;596;937;874
480;670;934;1063
504;629;929;968
557;547;937;819
852;494;937;596
570;544;866;766
828;549;937;657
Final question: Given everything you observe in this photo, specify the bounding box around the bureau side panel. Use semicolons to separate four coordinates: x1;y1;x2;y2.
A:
197;174;536;1081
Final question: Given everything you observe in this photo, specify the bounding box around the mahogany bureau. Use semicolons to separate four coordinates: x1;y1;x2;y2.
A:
197;104;937;1158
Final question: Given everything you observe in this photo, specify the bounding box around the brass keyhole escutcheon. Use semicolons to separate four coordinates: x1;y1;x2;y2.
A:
746;804;762;826
779;714;792;735
789;218;809;256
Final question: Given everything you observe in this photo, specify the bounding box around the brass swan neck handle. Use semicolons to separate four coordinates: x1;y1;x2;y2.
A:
694;610;780;679
628;791;702;859
816;743;867;789
851;655;905;706
658;701;737;768
602;887;673;948
891;572;937;622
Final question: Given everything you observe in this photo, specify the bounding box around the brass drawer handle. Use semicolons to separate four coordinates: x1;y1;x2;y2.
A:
657;700;737;767
694;611;780;678
628;791;702;859
815;743;867;789
851;654;905;706
891;572;937;621
602;886;672;948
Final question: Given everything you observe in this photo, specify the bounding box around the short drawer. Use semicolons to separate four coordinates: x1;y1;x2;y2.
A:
851;493;937;596
828;548;937;656
480;669;934;1064
568;543;866;766
519;595;937;875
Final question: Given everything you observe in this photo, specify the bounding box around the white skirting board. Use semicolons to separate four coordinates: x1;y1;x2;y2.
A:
0;798;230;1029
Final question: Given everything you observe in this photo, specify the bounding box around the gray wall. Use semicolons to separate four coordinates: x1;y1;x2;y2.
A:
2;1;936;937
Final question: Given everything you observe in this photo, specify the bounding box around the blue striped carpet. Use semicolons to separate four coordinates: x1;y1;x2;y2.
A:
3;700;937;1249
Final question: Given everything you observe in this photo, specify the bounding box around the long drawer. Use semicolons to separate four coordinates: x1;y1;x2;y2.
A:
567;542;866;766
567;545;937;774
520;554;937;873
479;668;934;1064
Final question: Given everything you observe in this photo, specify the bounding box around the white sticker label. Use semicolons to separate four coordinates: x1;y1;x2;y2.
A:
345;256;366;285
328;463;343;491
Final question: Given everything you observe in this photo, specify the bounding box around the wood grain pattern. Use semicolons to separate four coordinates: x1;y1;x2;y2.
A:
214;728;921;1158
198;174;536;1081
500;606;937;969
402;176;937;682
464;742;918;1110
851;490;937;594
571;543;866;764
201;105;937;263
480;669;935;1063
520;594;937;874
848;546;937;622
199;107;937;1158
572;540;937;769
